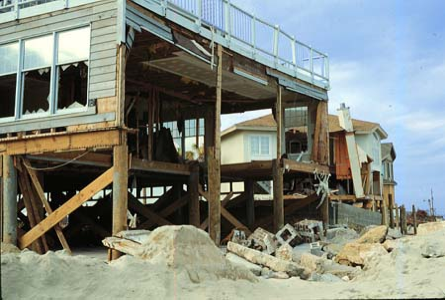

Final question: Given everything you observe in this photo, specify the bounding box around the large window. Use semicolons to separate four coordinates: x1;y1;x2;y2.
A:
0;26;91;122
56;27;90;111
0;42;19;119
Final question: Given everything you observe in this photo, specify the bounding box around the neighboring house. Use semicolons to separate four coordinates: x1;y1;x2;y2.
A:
222;110;394;210
328;111;388;207
381;142;397;212
221;115;277;197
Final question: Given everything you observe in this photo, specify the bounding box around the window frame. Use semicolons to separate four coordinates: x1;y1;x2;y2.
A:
0;24;92;123
249;134;271;159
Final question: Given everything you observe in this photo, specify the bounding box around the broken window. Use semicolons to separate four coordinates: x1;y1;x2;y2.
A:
56;62;88;111
0;42;18;119
22;35;53;116
22;69;51;115
0;26;91;122
56;27;90;111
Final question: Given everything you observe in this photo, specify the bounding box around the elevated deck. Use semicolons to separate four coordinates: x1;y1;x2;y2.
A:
0;0;329;89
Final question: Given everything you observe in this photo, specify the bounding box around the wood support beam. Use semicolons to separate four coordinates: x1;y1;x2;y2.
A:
17;170;46;254
2;155;17;245
273;85;284;232
112;138;129;260
18;167;114;249
128;193;173;228
245;180;255;231
22;158;71;253
0;130;122;156
188;165;200;227
207;44;223;245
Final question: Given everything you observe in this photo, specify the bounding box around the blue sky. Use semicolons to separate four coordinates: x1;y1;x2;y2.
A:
221;0;445;216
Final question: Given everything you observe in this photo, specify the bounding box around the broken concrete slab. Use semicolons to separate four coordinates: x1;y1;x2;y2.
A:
355;225;388;244
334;242;388;266
326;227;359;244
227;241;305;277
225;253;262;276
299;253;323;271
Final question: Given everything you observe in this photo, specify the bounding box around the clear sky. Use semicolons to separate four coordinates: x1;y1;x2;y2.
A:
221;0;445;216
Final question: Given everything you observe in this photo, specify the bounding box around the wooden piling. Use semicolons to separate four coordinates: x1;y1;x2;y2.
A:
207;44;223;245
3;155;18;245
273;84;284;232
188;164;200;227
245;180;255;231
112;135;129;260
412;204;417;235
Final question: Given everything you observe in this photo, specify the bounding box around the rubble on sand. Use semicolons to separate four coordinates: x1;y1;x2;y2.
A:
102;225;256;283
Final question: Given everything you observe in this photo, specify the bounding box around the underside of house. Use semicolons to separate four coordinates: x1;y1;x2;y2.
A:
0;0;333;256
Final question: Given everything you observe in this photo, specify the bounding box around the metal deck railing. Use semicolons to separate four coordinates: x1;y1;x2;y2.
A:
1;0;330;88
154;0;329;88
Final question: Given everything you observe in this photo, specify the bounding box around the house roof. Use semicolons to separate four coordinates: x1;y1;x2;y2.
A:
381;142;397;161
222;113;388;139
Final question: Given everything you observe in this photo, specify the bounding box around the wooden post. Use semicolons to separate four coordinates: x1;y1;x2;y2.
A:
245;180;255;231
207;44;223;245
412;204;417;235
389;204;395;229
112;137;129;260
188;165;200;227
395;206;400;230
320;195;329;234
381;198;388;226
399;205;407;235
402;205;407;235
273;83;284;232
147;93;154;161
2;155;17;245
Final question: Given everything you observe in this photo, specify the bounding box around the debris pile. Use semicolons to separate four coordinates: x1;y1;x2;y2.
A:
224;222;416;282
103;225;256;283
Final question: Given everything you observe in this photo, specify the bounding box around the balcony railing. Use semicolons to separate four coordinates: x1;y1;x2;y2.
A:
145;0;329;88
1;0;330;88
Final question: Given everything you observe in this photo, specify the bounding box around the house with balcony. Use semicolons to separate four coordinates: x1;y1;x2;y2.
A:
0;0;330;255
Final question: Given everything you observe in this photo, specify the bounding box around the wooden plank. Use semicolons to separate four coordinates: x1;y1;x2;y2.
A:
200;192;234;230
128;194;173;228
283;159;330;175
22;158;72;254
17;172;45;254
138;194;189;229
221;207;251;235
18;167;114;249
131;158;191;176
2;130;122;156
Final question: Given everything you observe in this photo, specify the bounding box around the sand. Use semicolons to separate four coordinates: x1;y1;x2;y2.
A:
1;225;445;300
